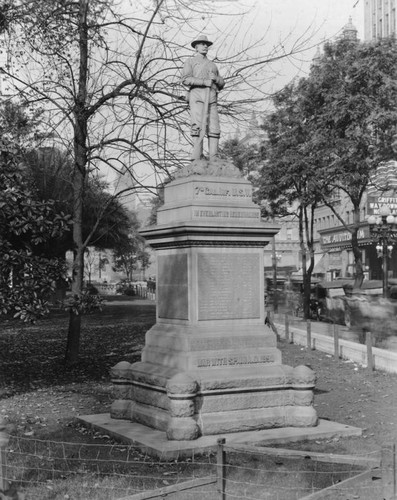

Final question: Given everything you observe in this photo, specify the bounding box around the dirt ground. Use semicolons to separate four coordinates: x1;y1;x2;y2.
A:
0;298;396;498
1;341;395;454
280;338;397;455
0;299;396;452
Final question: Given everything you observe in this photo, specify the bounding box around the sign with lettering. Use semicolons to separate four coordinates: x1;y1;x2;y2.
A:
368;195;397;215
192;209;260;220
196;354;275;368
197;253;260;320
193;184;252;199
320;228;367;248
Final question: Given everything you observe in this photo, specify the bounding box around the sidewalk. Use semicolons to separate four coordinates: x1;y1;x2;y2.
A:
273;313;358;342
271;311;397;374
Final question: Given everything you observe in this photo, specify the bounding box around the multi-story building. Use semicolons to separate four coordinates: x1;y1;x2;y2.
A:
364;0;397;40
314;181;397;282
263;216;302;278
0;36;12;97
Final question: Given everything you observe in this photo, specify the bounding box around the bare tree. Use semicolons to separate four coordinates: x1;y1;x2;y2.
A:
0;0;318;364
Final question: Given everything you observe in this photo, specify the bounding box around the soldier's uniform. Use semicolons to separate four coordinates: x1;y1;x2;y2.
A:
182;35;224;158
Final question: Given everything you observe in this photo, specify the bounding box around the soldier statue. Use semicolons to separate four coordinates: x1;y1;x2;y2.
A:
182;35;225;160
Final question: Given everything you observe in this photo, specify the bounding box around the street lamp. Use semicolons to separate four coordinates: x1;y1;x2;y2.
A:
367;205;397;298
271;237;282;313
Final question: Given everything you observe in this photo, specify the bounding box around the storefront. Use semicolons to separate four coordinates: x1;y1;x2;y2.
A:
318;225;372;280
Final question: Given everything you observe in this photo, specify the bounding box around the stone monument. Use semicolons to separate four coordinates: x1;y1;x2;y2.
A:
109;33;317;441
110;156;318;440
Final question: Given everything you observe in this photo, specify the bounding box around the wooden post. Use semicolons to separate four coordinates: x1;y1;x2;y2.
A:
217;438;226;500
382;444;396;500
306;320;312;349
0;417;9;492
366;331;374;373
285;313;290;343
333;323;339;362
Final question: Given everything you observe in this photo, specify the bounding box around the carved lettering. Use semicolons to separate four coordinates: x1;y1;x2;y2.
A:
194;185;252;199
192;209;259;220
197;354;275;367
198;253;260;320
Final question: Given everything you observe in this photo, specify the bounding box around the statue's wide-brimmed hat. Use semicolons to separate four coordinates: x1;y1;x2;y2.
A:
191;35;213;48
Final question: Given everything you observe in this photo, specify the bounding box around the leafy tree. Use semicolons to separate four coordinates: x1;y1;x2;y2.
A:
0;146;70;322
302;37;397;286
257;82;323;319
0;0;318;365
258;36;397;312
220;137;262;178
25;147;134;257
113;234;151;282
137;247;152;280
0;100;48;152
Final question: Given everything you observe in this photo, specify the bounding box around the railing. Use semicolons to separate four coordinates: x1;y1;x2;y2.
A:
273;312;397;374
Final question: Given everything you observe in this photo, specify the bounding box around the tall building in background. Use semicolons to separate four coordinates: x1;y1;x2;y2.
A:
0;36;12;97
364;0;397;40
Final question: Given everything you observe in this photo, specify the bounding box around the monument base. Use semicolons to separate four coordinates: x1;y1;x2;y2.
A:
78;414;362;460
110;360;317;441
109;171;318;440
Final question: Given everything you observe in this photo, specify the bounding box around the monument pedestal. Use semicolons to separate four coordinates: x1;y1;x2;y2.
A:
111;169;318;440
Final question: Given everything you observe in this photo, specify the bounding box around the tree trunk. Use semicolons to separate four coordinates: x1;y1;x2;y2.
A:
65;311;82;365
272;235;278;313
65;167;85;366
65;0;89;367
298;207;311;319
304;205;315;320
352;207;364;289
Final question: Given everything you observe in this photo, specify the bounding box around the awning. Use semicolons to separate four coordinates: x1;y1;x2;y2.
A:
313;254;328;274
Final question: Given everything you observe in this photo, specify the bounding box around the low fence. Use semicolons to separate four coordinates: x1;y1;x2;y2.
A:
273;313;397;375
0;421;395;500
94;283;156;301
96;283;118;295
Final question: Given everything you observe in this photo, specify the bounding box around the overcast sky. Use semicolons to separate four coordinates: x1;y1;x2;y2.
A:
112;0;366;188
201;0;365;91
262;0;363;40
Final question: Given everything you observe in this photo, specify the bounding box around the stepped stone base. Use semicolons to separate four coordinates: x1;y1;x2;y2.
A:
110;360;317;441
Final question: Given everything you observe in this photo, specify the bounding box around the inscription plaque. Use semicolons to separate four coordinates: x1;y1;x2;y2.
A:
196;354;275;368
193;184;252;200
197;253;260;320
158;254;189;320
192;209;260;220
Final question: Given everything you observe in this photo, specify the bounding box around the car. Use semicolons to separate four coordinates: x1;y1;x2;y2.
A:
315;279;397;345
